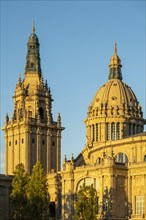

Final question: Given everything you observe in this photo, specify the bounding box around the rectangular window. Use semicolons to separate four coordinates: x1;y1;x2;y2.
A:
129;123;131;136
92;124;95;142
135;125;138;134
96;124;98;141
116;123;120;140
136;195;144;215
119;153;123;163
42;140;45;145
15;140;17;145
106;123;110;140
22;139;24;144
9;141;11;146
32;138;35;144
111;123;115;140
133;124;136;135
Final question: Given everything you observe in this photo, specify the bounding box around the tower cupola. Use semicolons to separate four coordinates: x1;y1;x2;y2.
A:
25;21;42;74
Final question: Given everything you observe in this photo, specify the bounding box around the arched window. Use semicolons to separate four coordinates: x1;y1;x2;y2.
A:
28;106;33;118
115;152;128;164
76;177;100;193
111;123;115;140
28;110;32;117
39;107;44;120
31;62;34;68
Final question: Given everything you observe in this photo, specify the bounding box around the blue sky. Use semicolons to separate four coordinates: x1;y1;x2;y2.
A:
0;0;146;173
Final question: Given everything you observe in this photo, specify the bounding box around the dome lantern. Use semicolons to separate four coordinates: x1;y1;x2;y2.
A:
108;42;122;80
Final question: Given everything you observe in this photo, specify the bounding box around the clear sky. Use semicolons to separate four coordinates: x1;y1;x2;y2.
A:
0;0;146;173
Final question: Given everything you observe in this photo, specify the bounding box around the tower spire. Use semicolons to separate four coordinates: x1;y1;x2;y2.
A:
114;41;117;55
32;20;35;33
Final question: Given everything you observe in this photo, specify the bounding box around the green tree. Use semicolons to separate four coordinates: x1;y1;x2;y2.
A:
10;163;29;219
101;187;113;219
26;161;50;219
75;184;98;220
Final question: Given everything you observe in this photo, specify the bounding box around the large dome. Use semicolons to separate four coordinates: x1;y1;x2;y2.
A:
90;78;142;119
87;43;143;120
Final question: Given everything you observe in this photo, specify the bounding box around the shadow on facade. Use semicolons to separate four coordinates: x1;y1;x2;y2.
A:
54;173;62;220
63;192;75;220
100;186;113;219
99;186;132;220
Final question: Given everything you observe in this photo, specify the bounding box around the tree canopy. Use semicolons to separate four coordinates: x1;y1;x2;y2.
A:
11;163;29;219
11;161;50;219
101;187;113;219
27;161;50;219
75;184;98;220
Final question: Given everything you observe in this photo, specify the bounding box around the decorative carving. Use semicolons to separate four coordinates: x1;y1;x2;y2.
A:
5;113;9;124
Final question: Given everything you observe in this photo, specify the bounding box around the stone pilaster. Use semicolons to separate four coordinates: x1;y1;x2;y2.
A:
47;130;52;173
56;130;61;172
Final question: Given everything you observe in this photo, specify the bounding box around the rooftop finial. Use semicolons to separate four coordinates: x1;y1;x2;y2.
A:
114;41;117;55
18;74;21;84
32;20;35;33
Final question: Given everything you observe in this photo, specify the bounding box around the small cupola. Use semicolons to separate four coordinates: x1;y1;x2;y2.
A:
108;43;122;80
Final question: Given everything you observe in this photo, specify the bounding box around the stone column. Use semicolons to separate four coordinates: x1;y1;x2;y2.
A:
86;125;91;143
115;123;117;140
131;175;135;215
109;172;115;217
47;129;51;173
144;174;146;218
12;129;14;173
128;175;132;217
25;129;30;173
18;128;20;164
62;179;66;220
71;172;75;217
37;128;41;161
4;131;8;175
88;125;92;142
102;122;106;141
99;123;101;141
120;122;124;139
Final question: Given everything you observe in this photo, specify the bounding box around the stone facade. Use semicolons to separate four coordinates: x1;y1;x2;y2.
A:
1;26;146;220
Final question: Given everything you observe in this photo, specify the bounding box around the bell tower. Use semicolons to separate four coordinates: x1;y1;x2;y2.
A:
3;23;64;175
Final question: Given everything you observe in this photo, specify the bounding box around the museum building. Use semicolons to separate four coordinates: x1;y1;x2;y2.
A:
0;25;146;220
